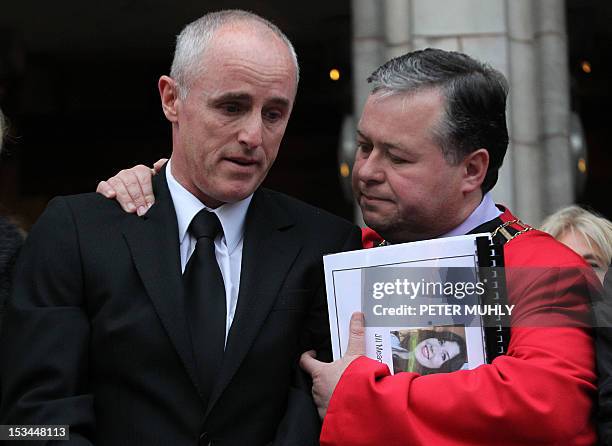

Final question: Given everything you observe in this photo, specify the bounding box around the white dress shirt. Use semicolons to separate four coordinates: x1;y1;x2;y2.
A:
166;159;252;342
439;193;502;238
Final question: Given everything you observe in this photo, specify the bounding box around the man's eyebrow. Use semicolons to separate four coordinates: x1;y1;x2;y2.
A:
266;96;291;108
381;141;404;151
356;129;370;140
211;92;252;103
356;130;405;151
210;92;290;109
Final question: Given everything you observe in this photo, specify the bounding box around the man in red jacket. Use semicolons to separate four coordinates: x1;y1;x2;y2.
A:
297;49;598;445
100;49;599;445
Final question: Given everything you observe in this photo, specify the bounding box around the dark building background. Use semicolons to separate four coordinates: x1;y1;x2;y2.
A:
567;0;612;219
0;0;610;229
0;0;354;228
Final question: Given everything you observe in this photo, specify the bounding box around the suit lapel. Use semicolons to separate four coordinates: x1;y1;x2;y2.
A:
122;167;203;401
206;189;302;413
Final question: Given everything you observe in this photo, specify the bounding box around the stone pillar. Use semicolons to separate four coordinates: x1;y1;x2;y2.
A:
536;0;573;216
351;0;386;225
383;0;411;60
352;0;385;115
507;0;543;224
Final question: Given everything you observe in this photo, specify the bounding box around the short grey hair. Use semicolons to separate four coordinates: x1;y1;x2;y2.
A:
170;10;299;99
367;48;509;193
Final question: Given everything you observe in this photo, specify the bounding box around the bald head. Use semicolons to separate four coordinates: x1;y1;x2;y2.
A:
170;10;299;99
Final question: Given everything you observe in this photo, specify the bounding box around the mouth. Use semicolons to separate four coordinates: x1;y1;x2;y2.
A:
360;192;390;203
224;156;259;167
421;345;430;360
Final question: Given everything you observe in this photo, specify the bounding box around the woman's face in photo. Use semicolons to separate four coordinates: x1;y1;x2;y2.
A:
414;337;460;369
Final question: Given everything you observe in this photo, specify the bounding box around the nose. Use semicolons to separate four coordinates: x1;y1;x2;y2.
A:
238;112;264;150
353;148;385;185
432;343;440;356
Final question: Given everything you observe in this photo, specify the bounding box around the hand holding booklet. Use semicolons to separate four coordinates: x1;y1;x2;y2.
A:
323;234;509;375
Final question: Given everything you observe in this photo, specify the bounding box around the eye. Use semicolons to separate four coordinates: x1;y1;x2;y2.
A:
263;109;283;123
219;102;243;114
388;151;409;164
356;141;372;154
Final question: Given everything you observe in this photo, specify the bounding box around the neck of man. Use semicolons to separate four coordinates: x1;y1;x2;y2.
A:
385;190;484;244
170;153;225;209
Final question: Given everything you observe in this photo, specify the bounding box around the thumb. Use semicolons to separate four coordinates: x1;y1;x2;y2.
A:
152;158;168;174
345;312;365;357
299;350;321;376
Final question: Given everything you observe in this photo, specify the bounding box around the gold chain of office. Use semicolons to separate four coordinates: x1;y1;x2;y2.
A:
491;219;533;242
376;219;533;247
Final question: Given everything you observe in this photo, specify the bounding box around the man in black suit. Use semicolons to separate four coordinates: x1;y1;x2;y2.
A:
0;10;361;445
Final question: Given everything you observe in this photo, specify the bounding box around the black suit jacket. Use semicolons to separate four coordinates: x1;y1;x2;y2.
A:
0;215;22;334
0;169;362;445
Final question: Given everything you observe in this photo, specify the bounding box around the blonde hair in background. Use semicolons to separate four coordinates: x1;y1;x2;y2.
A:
541;205;612;265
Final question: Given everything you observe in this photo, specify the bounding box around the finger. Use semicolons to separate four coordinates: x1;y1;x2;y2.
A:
152;158;168;173
96;180;116;198
131;165;156;211
345;312;366;356
107;176;136;213
299;350;321;375
116;169;149;214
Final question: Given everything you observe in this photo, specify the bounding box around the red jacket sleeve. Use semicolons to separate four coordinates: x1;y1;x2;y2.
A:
321;231;597;446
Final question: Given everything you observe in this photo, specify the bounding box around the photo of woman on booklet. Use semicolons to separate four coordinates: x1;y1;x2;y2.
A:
391;326;468;375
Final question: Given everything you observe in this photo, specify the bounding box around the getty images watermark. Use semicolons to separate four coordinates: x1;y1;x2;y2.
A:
361;266;605;328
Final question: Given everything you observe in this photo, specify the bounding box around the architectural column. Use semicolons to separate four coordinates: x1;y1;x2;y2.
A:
352;0;385;114
350;0;386;225
536;0;573;215
383;0;411;60
507;0;543;224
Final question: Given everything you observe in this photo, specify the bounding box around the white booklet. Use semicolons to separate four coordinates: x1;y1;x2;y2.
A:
324;233;502;375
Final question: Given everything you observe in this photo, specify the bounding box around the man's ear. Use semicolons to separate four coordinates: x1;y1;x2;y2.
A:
159;75;180;123
461;148;489;193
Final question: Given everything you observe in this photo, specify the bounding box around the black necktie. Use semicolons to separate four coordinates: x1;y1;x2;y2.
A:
183;209;226;404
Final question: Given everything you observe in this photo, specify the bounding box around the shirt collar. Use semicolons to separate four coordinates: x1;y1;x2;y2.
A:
438;193;502;238
166;158;252;253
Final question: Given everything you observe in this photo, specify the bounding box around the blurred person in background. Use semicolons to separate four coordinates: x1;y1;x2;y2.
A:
541;205;612;283
541;206;612;445
0;109;23;333
599;266;612;446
